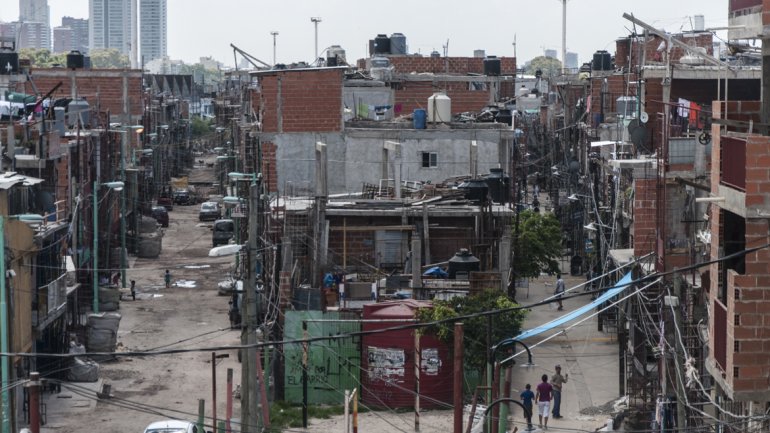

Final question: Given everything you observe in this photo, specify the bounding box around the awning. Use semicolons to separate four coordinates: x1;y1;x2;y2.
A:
513;272;633;341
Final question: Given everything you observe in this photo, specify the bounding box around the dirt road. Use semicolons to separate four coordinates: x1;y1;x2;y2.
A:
43;159;244;433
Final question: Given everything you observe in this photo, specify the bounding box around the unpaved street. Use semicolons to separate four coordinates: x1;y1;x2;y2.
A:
43;160;244;433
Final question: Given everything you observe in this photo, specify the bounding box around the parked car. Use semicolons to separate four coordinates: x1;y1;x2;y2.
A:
173;189;192;205
143;419;199;433
212;219;234;247
151;206;169;227
157;196;173;211
199;201;221;221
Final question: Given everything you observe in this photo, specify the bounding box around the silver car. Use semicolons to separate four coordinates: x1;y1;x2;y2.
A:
143;419;198;433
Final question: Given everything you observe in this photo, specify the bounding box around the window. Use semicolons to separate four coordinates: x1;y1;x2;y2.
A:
422;152;437;168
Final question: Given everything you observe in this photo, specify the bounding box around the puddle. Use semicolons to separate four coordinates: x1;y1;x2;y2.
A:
184;265;211;269
175;280;197;288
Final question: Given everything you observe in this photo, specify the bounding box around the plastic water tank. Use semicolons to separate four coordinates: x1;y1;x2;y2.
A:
67;99;90;128
427;92;451;123
390;33;407;55
327;45;346;66
66;50;84;69
474;49;486;58
592;50;612;71
483;56;501;76
413;109;426;129
374;34;390;54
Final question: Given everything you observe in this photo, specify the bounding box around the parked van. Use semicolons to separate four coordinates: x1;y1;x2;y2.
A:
212;219;234;247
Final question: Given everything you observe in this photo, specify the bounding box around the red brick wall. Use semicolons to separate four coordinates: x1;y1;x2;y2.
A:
262;141;278;193
633;178;657;256
20;69;143;119
615;33;714;70
384;56;516;75
257;68;343;133
395;81;491;116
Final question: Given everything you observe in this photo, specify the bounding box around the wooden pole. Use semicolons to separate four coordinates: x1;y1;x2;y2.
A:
257;348;271;429
302;321;309;428
29;372;40;433
453;323;464;433
414;329;421;432
343;217;347;268
226;368;233;433
345;389;350;433
212;352;217;433
353;388;359;433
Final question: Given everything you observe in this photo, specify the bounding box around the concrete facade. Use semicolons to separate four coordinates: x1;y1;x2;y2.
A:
139;0;167;64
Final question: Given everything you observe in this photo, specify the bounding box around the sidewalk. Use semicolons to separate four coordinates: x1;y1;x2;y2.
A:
40;379;104;431
505;271;621;432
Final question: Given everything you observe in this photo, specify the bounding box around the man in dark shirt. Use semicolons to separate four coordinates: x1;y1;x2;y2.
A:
520;383;535;431
535;374;553;429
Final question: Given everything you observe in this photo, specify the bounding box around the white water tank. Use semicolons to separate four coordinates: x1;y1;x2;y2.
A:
427;92;451;123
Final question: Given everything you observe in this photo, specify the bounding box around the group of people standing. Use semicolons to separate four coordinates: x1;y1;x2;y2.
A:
519;365;568;430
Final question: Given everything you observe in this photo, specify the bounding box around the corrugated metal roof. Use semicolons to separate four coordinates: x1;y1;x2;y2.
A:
0;172;44;190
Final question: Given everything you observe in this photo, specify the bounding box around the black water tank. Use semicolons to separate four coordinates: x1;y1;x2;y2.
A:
484;168;511;204
0;51;19;75
459;179;489;204
327;55;338;67
483;56;501;76
448;249;481;279
495;109;512;126
374;34;391;54
592;50;611;71
67;50;84;69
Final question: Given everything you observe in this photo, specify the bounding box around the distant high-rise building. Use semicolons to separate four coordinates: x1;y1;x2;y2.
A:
139;0;167;64
544;49;557;59
53;26;73;53
89;0;138;67
565;51;578;69
19;0;50;49
62;16;89;53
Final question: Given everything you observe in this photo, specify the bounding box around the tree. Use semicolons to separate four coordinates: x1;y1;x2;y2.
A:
190;116;212;138
89;48;129;68
416;289;526;371
526;56;563;77
513;210;562;280
178;62;222;85
18;48;66;68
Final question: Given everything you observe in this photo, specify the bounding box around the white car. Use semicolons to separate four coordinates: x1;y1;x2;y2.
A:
143;420;199;433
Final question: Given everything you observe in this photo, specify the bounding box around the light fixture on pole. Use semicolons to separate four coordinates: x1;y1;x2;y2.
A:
567;193;590;201
311;17;322;64
584;222;611;231
270;31;279;66
92;181;125;313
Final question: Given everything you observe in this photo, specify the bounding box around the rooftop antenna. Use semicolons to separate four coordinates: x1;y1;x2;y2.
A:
560;0;568;72
311;17;322;65
270;31;279;66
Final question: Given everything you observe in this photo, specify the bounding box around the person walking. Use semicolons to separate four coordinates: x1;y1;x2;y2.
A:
520;383;535;431
535;374;553;430
551;365;569;419
164;269;172;288
554;273;565;311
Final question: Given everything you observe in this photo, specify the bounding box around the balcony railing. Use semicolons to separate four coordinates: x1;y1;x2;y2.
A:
720;136;746;191
714;299;727;372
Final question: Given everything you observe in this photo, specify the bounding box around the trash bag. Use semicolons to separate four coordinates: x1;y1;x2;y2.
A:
67;357;99;382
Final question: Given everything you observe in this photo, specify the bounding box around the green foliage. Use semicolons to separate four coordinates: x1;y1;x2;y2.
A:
526;56;563;77
416;289;526;371
89;48;129;68
513;210;562;279
269;401;346;429
178;62;222;85
18;48;66;68
190;116;213;137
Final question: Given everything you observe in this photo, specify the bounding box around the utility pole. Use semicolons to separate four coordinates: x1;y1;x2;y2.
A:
270;31;279;66
311;17;322;64
242;178;261;433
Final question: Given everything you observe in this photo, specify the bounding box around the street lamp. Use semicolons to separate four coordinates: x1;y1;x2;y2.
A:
311;17;322;64
270;31;279;66
584;222;612;231
93;181;124;313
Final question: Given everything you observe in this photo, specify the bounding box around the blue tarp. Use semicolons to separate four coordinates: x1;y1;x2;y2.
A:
423;266;448;278
513;271;634;341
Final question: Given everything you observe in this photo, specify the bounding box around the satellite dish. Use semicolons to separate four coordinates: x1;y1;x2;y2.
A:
640;111;649;124
698;131;711;145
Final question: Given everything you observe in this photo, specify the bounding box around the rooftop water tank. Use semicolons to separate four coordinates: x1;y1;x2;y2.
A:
427;92;451;123
474;49;486;58
66;98;90;128
485;168;511;204
430;51;441;58
374;34;390;54
390;33;407;55
66;50;84;69
0;51;19;75
483;56;501;76
592;50;612;71
327;45;346;66
447;249;481;279
458;178;488;204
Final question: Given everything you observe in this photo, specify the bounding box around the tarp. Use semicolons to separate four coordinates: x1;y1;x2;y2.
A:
513;272;633;341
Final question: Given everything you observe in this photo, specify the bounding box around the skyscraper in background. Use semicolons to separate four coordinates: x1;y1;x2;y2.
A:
62;16;89;54
565;51;578;69
18;0;51;49
140;0;167;64
89;0;138;67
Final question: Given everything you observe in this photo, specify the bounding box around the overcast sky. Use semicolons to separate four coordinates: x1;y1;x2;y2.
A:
3;0;729;67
